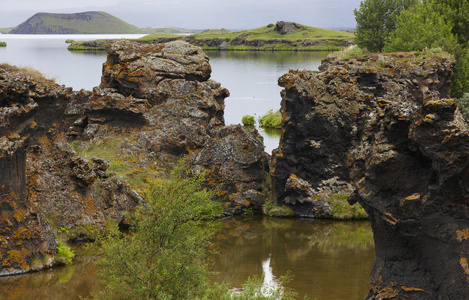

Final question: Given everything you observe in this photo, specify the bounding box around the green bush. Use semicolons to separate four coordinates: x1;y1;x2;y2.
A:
259;109;282;129
56;241;75;264
457;93;469;118
0;42;6;47
241;115;256;126
94;160;297;299
327;193;368;220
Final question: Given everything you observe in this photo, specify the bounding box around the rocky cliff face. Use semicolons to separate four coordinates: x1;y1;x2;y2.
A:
0;65;139;276
72;41;269;215
273;53;469;298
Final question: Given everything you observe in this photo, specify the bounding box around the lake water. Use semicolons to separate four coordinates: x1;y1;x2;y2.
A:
0;35;374;299
0;217;374;300
0;34;329;153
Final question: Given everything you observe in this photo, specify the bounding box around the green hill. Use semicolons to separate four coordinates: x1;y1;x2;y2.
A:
10;11;141;34
68;21;355;52
140;21;355;51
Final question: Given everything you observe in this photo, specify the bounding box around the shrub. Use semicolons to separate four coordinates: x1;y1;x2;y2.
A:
326;193;368;220
94;160;296;299
259;109;282;129
457;93;469;118
56;241;75;264
0;42;6;47
241;115;256;126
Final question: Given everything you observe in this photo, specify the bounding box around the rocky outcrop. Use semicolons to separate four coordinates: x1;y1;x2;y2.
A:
0;65;139;276
273;53;469;298
273;21;303;35
70;40;269;215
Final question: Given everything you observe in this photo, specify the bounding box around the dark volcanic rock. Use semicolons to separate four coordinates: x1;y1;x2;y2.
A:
0;65;138;276
274;21;302;35
274;53;469;298
75;40;269;214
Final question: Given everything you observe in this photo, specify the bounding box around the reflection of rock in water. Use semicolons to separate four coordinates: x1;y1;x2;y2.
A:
211;217;374;299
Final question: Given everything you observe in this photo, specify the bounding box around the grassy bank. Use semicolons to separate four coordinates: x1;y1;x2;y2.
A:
68;22;354;51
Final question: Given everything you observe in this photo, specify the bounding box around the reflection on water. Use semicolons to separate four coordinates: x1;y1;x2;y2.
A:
0;218;374;300
210;217;375;300
0;245;101;300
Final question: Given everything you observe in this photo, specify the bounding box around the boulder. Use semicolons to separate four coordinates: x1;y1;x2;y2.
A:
274;21;302;35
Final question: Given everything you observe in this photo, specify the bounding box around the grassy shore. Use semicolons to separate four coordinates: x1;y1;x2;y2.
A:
68;22;354;51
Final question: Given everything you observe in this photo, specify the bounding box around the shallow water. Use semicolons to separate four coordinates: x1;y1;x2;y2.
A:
0;217;374;300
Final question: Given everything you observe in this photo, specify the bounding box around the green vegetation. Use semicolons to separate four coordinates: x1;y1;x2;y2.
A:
263;201;295;218
326;193;368;220
259;109;282;129
56;241;75;265
11;11;141;34
354;0;418;52
0;42;6;47
457;93;469;118
0;28;13;34
69;137;164;194
241;115;256;126
94;161;296;299
354;0;469;99
0;64;56;84
139;27;201;34
383;3;456;53
68;22;354;52
141;23;354;51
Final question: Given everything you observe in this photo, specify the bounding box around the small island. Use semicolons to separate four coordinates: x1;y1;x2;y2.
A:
68;21;355;52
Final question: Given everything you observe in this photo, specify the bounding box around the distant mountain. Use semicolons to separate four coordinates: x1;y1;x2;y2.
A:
10;11;141;34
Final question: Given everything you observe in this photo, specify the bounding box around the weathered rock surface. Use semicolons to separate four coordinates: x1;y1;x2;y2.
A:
0;65;139;276
274;21;303;35
71;40;269;215
273;53;469;298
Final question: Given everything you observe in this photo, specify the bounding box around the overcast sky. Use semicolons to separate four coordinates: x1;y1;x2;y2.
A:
0;0;362;30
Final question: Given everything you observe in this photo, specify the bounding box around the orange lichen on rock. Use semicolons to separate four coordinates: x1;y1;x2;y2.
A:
460;257;469;282
457;229;469;242
2;248;29;270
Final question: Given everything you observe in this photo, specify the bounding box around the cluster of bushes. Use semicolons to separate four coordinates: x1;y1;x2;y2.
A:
242;109;282;129
354;0;469;101
0;42;6;47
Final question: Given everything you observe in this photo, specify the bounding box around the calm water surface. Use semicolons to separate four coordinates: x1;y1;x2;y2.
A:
0;35;329;153
0;217;374;300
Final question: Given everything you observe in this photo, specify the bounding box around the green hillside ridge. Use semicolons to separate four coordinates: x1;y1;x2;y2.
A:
10;11;141;34
68;21;355;51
